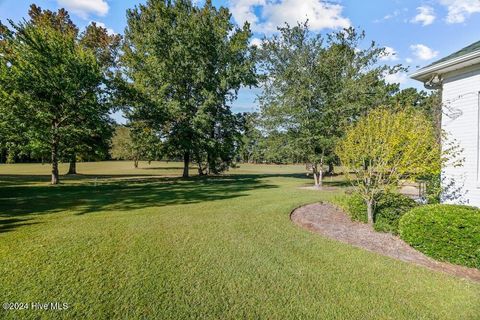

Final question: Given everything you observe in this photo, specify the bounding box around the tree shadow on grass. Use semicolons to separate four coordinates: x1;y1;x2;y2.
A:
0;174;170;186
0;217;42;234
0;171;350;233
0;175;277;226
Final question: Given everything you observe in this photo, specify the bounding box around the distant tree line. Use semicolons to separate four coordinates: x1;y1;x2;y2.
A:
0;0;441;185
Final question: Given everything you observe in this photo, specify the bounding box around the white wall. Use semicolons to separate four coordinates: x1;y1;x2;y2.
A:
441;66;480;206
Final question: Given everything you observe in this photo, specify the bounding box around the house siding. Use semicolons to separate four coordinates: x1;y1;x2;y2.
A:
442;67;480;206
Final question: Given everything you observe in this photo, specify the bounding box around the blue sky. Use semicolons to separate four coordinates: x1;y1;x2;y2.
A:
1;0;480;122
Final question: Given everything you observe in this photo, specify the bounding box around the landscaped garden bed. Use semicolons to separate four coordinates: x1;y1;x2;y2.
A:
291;202;480;282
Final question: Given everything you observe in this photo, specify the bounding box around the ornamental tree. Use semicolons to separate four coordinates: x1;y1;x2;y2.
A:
336;108;442;225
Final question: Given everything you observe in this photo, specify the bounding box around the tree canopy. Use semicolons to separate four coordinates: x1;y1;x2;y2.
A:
336;108;441;224
0;5;117;183
0;1;448;192
122;0;256;177
258;23;401;187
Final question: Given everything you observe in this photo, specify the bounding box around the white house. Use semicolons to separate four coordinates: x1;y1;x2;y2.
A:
411;41;480;206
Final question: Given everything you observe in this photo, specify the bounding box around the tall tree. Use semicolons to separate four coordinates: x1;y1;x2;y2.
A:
0;5;115;183
122;0;256;177
64;22;121;174
259;23;400;187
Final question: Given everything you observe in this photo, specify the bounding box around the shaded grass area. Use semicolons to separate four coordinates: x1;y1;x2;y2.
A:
0;175;276;218
0;162;479;319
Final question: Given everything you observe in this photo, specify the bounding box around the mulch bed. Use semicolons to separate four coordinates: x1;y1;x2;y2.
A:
291;202;480;283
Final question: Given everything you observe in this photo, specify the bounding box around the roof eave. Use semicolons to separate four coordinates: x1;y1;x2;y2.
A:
410;50;480;83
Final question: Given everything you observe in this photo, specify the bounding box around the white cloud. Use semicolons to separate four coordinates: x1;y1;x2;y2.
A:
373;8;408;23
374;10;400;23
439;0;480;23
381;13;396;21
230;0;265;29
250;37;263;47
411;5;436;25
230;0;350;33
93;21;115;35
380;46;399;61
410;44;439;60
384;71;408;85
57;0;109;19
406;57;413;63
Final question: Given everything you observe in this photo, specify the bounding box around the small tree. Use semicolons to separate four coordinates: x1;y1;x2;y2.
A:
111;125;162;168
336;108;441;225
111;126;133;160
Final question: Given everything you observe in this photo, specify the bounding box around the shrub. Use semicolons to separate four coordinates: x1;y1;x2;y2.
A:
341;192;417;234
343;193;368;223
374;193;417;234
399;205;480;269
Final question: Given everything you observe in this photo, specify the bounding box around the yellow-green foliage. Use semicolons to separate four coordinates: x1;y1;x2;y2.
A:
336;108;440;222
337;107;440;185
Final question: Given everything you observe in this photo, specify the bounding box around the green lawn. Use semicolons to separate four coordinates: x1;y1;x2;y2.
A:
0;162;479;319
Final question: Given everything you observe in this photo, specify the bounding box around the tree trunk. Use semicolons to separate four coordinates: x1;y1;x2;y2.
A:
67;154;77;175
183;151;190;178
367;200;374;225
51;139;59;185
198;162;205;176
317;169;323;187
328;162;335;175
313;165;323;188
134;158;139;168
206;153;212;175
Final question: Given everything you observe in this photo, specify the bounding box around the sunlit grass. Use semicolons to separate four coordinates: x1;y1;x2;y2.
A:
0;162;478;319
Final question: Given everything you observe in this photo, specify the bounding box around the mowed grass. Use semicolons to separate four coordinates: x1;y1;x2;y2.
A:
0;162;479;319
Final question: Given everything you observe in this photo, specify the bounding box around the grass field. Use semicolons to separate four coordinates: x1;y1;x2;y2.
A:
0;161;479;319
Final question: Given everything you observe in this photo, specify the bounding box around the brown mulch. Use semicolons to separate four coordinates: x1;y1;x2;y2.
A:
291;202;480;283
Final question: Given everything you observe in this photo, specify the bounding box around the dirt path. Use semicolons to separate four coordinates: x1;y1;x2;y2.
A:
291;202;480;283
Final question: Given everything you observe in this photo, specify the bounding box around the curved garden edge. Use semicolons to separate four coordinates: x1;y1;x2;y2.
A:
290;202;480;283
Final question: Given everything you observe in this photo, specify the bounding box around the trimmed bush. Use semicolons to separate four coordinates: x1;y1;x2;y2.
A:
341;192;417;234
399;204;480;269
374;193;417;235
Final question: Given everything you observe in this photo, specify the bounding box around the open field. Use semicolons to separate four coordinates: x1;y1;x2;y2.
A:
0;162;479;319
